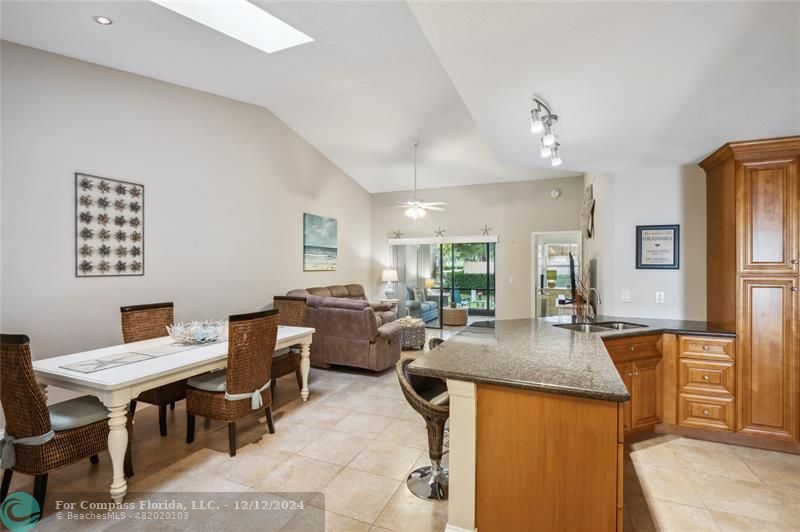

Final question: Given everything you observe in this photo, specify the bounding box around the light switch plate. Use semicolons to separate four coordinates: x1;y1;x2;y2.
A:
655;291;665;304
621;290;630;303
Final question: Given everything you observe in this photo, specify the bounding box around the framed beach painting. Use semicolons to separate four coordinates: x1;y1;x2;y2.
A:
303;213;337;271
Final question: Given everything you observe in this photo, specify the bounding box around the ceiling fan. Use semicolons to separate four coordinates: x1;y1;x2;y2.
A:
393;140;446;219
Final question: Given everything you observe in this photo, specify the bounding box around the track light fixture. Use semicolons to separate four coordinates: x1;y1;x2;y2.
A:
529;96;561;167
550;144;562;166
539;138;551;158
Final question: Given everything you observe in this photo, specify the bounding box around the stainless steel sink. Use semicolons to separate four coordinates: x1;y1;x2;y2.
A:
594;322;648;330
554;323;612;333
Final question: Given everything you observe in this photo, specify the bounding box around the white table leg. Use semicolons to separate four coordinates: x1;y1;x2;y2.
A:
105;404;129;503
300;342;311;402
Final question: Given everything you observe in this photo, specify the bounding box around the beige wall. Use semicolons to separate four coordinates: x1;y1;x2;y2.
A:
583;167;707;320
0;42;372;362
370;177;584;319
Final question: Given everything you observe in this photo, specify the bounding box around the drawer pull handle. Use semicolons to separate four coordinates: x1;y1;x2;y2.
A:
703;375;710;381
792;259;798;264
703;410;710;416
792;287;800;292
630;346;636;351
702;345;710;351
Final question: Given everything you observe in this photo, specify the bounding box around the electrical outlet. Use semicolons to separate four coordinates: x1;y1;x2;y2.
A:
655;291;665;304
621;290;631;303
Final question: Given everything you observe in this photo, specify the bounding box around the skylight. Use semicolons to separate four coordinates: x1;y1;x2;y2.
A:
150;0;314;54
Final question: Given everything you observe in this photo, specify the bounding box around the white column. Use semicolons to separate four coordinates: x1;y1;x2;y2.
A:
446;379;477;532
299;341;311;402
104;403;129;503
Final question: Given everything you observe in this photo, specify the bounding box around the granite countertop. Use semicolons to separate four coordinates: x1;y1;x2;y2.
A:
407;315;735;403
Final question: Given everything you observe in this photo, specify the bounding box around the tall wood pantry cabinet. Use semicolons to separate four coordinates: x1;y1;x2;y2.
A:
700;136;800;443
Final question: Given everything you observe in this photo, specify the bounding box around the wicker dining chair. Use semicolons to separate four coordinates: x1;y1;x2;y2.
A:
185;309;278;457
0;334;133;509
396;358;450;500
271;296;306;396
121;302;186;437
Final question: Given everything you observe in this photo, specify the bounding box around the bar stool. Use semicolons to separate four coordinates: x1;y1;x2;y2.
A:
396;358;449;500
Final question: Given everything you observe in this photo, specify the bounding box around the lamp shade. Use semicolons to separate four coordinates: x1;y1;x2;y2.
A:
381;269;399;282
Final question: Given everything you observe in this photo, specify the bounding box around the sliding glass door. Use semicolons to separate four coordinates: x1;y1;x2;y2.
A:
393;240;496;328
438;242;496;318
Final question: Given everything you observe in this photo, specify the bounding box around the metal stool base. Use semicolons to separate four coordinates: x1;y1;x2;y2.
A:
407;466;449;500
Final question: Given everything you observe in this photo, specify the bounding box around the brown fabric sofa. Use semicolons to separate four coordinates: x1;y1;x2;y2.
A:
286;284;397;328
283;285;401;371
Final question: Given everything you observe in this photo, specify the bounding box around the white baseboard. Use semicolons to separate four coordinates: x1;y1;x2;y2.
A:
445;524;477;532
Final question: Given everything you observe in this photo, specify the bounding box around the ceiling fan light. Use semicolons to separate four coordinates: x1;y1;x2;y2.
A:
542;133;555;147
530;108;543;133
405;206;426;219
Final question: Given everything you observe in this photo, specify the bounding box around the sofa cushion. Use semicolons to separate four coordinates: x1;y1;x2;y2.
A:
308;295;370;311
376;310;396;326
327;285;349;298
345;284;366;299
307;286;333;297
187;370;227;393
273;347;292;358
49;395;109;431
406;286;415;301
377;321;402;339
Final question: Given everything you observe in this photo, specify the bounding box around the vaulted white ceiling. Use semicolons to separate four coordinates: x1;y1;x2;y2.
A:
0;0;577;193
2;1;797;191
409;1;799;173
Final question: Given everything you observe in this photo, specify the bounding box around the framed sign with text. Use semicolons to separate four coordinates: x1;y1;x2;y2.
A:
636;225;679;269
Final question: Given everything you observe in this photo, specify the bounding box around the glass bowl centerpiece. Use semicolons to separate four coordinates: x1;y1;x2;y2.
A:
167;320;227;345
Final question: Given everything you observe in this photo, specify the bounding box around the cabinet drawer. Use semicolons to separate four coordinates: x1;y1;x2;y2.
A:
679;335;735;361
604;334;661;363
678;393;734;432
679;358;735;395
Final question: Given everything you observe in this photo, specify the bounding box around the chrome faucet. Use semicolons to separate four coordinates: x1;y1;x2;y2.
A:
586;287;602;319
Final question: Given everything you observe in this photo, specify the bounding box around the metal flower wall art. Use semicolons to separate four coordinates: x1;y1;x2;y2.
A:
75;173;144;277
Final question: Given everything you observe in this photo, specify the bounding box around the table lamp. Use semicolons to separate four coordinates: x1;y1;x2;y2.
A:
381;269;399;298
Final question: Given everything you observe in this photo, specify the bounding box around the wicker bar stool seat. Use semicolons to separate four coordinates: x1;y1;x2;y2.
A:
270;296;306;397
186;309;279;457
0;334;133;510
396;358;450;500
121;302;186;438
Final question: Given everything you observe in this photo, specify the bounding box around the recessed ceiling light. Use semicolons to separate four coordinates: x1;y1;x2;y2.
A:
92;16;113;25
149;0;313;54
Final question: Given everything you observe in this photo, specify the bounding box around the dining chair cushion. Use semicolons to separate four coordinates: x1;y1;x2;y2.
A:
272;347;292;358
187;370;227;393
429;391;450;407
48;395;109;432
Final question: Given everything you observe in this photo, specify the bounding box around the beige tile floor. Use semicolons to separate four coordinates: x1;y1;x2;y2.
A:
7;326;800;531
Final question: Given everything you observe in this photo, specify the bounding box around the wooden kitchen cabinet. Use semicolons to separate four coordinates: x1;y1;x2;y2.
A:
607;334;662;433
702;136;800;447
737;277;798;441
615;361;632;432
632;358;662;428
738;158;799;275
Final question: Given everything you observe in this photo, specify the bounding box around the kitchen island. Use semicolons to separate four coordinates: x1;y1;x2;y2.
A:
408;316;734;532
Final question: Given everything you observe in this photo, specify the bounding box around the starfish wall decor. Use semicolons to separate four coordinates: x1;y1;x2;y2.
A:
480;224;492;236
392;230;403;239
434;226;446;237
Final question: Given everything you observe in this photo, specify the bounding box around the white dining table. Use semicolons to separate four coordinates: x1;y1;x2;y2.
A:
31;325;314;503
